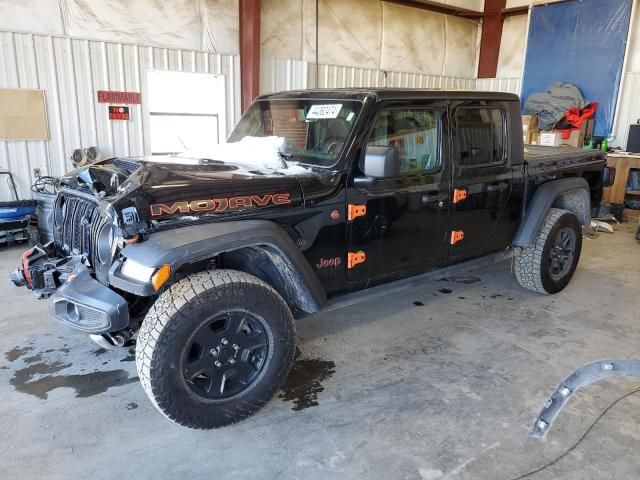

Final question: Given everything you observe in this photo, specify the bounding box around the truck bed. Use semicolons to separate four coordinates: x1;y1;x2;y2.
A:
524;145;606;169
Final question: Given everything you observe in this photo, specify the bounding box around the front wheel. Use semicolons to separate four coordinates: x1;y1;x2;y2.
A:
513;208;582;294
136;269;296;429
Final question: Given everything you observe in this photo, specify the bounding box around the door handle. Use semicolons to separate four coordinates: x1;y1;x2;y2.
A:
421;193;440;204
487;182;509;192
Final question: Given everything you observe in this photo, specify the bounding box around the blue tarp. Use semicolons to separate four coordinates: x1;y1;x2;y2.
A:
521;0;633;137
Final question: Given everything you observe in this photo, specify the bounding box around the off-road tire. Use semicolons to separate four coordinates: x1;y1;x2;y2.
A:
513;208;582;294
136;269;296;429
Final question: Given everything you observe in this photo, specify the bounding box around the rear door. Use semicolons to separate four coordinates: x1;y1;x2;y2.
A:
448;102;519;263
346;104;450;282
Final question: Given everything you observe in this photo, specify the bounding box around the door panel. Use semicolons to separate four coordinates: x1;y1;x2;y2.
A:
346;106;450;282
448;102;519;263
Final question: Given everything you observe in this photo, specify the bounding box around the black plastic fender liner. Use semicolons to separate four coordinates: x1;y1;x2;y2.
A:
530;359;640;440
111;220;327;313
513;177;591;248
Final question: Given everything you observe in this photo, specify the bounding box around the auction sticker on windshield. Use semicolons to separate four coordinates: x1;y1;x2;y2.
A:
306;104;342;119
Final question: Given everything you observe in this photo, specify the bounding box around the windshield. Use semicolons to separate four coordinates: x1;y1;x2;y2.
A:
228;99;362;168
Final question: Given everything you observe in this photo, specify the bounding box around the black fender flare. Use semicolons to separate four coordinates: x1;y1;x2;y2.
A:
513;177;591;248
109;220;327;314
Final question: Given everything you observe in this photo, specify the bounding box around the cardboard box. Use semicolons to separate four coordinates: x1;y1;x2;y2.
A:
529;131;540;145
522;115;539;144
555;119;594;148
539;131;562;147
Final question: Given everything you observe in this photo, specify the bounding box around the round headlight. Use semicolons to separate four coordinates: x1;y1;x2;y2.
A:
97;223;117;265
97;223;113;264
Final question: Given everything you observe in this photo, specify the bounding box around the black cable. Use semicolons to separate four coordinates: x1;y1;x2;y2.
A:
31;176;60;195
505;385;640;480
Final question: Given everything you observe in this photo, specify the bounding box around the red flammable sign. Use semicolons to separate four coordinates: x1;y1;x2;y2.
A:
97;90;142;104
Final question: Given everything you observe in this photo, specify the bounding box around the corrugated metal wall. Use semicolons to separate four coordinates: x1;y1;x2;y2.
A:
0;31;240;200
260;57;478;94
475;77;522;94
0;29;520;202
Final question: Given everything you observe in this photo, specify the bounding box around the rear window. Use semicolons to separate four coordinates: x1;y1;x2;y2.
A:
453;107;506;168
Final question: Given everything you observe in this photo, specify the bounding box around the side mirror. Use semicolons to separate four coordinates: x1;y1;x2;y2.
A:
362;145;401;179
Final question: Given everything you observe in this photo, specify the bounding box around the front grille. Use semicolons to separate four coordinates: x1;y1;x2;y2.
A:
53;193;106;266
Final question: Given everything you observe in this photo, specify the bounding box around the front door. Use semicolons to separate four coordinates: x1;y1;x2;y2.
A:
447;102;519;263
346;105;450;282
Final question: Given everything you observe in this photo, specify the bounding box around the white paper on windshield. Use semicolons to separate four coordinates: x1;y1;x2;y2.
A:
306;104;343;119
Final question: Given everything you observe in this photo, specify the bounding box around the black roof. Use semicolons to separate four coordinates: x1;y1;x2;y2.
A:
257;88;520;102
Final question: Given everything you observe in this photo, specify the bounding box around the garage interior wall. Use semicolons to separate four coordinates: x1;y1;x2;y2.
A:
0;31;240;200
0;0;244;200
0;0;490;200
494;0;640;148
9;0;640;199
261;0;481;79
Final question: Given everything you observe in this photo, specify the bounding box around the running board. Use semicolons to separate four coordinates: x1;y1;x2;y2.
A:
323;247;522;313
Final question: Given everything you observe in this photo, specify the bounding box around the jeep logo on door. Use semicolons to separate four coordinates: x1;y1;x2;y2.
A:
150;193;291;217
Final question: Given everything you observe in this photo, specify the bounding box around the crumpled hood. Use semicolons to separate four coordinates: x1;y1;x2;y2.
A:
62;155;314;233
125;156;304;219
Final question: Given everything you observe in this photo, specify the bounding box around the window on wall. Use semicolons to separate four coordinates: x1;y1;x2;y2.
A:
147;71;225;155
367;109;440;174
453;107;505;168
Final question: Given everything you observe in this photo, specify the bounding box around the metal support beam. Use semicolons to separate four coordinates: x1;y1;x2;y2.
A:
382;0;483;18
477;0;507;79
239;0;261;112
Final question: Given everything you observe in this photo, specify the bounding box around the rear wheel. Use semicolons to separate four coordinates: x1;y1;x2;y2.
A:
513;208;582;294
136;269;296;429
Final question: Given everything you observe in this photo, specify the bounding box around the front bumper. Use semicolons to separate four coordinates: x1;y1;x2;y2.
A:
11;245;130;334
49;267;130;334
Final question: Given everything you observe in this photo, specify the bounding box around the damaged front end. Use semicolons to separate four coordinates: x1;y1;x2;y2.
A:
10;185;137;346
10;243;76;298
10;241;131;337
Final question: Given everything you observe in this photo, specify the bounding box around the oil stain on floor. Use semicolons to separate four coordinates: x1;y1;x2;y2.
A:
279;349;336;411
5;344;138;400
5;345;35;362
9;358;138;400
440;276;481;284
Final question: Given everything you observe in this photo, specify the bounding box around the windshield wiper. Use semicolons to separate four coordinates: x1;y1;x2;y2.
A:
277;152;291;169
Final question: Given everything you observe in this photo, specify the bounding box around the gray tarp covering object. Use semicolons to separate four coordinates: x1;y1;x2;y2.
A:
523;81;586;131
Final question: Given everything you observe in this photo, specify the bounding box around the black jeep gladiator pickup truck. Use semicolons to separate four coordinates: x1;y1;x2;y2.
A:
11;89;608;429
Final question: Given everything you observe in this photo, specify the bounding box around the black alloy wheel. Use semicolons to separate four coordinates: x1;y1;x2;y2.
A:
182;311;269;400
136;269;296;429
548;227;577;281
513;208;582;294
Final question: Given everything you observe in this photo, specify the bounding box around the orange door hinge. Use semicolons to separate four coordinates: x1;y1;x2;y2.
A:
347;204;367;221
453;188;467;204
450;230;464;245
347;251;366;269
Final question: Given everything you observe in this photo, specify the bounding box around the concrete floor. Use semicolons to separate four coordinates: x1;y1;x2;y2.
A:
1;224;640;480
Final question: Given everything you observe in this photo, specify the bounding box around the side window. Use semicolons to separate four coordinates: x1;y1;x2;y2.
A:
367;109;440;174
453;107;505;168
